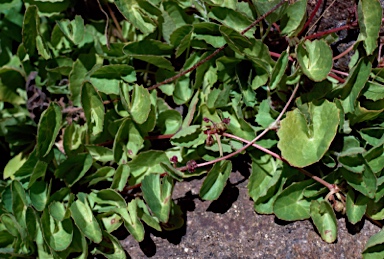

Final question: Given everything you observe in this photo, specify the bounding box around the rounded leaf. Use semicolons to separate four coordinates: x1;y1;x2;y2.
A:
277;100;339;167
296;39;333;82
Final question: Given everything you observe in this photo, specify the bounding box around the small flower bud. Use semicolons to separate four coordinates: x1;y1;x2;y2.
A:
206;135;214;146
222;118;230;125
170;156;178;163
186;160;197;172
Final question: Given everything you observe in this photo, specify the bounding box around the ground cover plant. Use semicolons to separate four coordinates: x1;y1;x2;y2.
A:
0;0;384;257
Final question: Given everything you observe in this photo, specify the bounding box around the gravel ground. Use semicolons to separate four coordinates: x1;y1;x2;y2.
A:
121;167;380;258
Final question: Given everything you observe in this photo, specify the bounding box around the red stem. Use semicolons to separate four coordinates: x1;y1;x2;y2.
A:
304;21;357;40
145;134;175;140
299;0;323;36
328;73;345;83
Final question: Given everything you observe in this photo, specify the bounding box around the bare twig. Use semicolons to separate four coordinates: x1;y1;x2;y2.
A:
96;0;110;50
107;3;126;42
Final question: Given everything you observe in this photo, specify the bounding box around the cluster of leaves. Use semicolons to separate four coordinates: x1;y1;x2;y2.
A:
0;0;383;258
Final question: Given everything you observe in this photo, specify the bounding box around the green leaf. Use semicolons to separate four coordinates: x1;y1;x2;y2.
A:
310;200;337;243
81;82;105;136
346;189;368;224
36;35;51;60
219;25;251;54
133;55;174;71
92;231;127;259
253;0;288;23
193;22;226;48
363;81;384;101
26;207;39;242
274;179;314;221
116;199;144;242
22;5;38;56
248;154;283;204
349;101;384;125
338;58;372;113
363;228;384;258
160;162;185;182
70;198;103;244
1;213;24;239
11;180;28;229
296;39;333;82
173;76;192;105
277;100;339;167
161;1;191;43
170;25;193;57
85;145;114;163
90;64;136;95
141;174;173;222
64;124;86;155
113;118;144;163
222;110;256;141
163;201;184;231
280;0;307;36
114;0;159;34
57;224;88;259
157;110;182;134
200;161;232;201
357;0;382;55
29;181;49;212
364;145;384;173
49;201;67;221
90;189;127;212
101;214;122;234
123;39;173;56
36;102;62;158
182;90;199;128
3;152;27;180
24;0;71;16
86;166;115;187
41;209;73;251
54;154;93;187
209;6;255;37
56;15;84;45
128;150;170;185
255;99;275;128
359;127;384;147
136;198;161;231
270;51;289;90
129;84;151;124
69;59;88;106
0;230;14;247
341;161;377;199
0;80;25;105
110;164;130;192
170;125;205;148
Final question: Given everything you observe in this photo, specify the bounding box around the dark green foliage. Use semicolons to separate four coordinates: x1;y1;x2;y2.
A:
0;0;383;258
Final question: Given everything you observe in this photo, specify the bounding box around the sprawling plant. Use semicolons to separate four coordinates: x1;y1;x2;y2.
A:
0;0;383;257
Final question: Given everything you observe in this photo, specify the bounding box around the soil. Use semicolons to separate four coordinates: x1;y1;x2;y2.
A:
120;1;383;258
